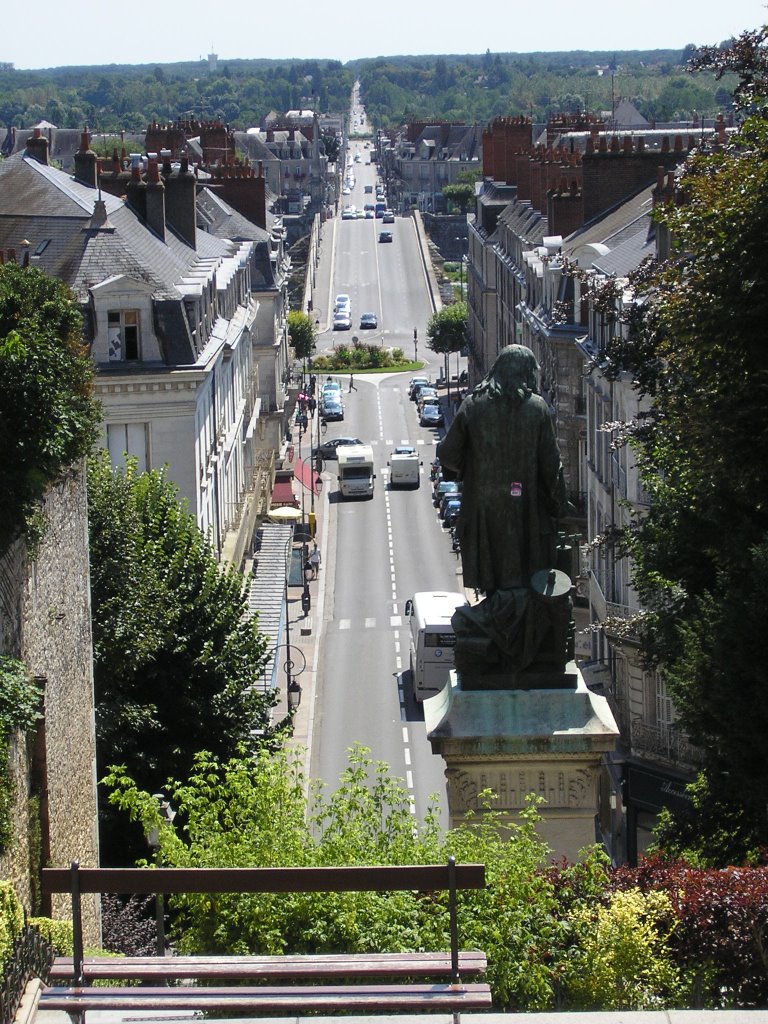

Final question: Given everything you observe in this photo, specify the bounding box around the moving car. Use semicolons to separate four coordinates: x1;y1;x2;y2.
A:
335;294;351;310
382;210;395;223
359;312;378;329
378;231;393;243
313;436;362;460
420;403;444;427
333;311;352;330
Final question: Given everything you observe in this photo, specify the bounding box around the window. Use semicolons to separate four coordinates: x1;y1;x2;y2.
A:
107;423;148;473
108;310;140;361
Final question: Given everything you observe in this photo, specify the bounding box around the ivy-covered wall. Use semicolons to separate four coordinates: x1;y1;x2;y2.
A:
0;464;100;945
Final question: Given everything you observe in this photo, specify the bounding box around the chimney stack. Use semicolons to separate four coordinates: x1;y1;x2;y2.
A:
145;153;166;241
74;126;98;188
25;127;49;166
126;153;147;223
164;153;197;248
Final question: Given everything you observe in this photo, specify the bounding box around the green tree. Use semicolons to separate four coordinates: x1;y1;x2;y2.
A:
0;262;100;553
287;310;317;362
442;182;474;213
608;26;768;861
426;302;467;356
106;742;613;1010
87;452;275;861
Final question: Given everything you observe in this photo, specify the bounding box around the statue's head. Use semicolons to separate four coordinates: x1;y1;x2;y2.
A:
480;344;539;401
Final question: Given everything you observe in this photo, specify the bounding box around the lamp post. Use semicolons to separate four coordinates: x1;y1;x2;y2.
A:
147;793;176;956
413;328;418;365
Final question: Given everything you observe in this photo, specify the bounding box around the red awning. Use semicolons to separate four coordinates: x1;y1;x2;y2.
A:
270;479;299;508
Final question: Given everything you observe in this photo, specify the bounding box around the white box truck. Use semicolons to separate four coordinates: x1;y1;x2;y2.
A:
404;591;469;701
388;446;421;487
337;445;375;499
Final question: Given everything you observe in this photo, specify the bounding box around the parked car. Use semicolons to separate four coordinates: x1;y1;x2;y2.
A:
378;231;393;243
420;403;444;427
313;436;363;460
439;491;462;520
321;397;344;421
442;498;462;528
360;312;378;329
416;387;439;412
433;480;460;506
409;377;430;400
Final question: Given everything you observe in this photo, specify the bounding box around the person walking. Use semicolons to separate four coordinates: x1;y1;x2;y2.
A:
348;373;358;392
309;544;322;578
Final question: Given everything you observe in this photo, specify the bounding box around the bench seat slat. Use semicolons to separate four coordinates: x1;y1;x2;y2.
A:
41;983;493;1012
50;950;487;981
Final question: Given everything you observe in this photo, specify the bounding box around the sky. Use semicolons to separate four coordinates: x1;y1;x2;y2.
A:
5;0;767;70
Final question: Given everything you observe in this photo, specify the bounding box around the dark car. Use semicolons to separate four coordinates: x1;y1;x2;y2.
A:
420;403;444;427
378;231;393;243
321;398;344;421
313;436;362;460
442;498;462;528
359;312;378;329
409;376;430;400
433;480;460;506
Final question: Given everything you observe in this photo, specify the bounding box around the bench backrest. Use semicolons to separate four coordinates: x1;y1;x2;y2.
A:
42;859;485;986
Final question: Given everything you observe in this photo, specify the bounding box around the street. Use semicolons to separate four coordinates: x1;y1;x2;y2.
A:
307;126;465;828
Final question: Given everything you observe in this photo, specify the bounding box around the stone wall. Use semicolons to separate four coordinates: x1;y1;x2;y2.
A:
0;463;100;944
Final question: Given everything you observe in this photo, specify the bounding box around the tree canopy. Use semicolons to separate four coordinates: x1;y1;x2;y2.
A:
607;26;768;860
105;741;768;1011
87;452;276;861
0;261;100;553
287;310;317;361
426;302;467;355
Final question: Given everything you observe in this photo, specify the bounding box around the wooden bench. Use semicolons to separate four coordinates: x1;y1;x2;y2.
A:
40;858;491;1021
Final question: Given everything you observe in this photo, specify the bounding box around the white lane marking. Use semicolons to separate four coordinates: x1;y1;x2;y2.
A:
365;617;376;628
391;615;402;626
339;619;351;630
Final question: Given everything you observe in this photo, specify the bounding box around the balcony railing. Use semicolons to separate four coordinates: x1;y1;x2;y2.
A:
630;719;704;769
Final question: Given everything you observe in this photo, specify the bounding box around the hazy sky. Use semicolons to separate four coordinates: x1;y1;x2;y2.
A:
5;0;767;70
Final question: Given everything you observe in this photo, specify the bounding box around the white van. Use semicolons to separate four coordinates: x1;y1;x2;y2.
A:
404;591;469;701
388;446;421;487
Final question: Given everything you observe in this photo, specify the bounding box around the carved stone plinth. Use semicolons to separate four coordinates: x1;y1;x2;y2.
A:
424;664;619;862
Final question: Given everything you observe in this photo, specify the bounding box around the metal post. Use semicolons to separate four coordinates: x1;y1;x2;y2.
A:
70;860;84;986
413;328;418;365
447;855;459;985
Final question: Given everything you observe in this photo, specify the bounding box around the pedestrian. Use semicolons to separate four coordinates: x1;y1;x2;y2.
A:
309;544;322;578
308;397;317;416
349;373;358;392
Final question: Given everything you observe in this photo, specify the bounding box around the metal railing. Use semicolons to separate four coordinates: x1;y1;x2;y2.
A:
630;719;704;769
0;925;53;1024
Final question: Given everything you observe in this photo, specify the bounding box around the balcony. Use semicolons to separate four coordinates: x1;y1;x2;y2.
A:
630;719;704;769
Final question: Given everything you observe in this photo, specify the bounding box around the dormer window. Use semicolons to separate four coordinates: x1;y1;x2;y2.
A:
108;310;140;361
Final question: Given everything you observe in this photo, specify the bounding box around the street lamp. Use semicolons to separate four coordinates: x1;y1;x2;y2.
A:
147;793;175;956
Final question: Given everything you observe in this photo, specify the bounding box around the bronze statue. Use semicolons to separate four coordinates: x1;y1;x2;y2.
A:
437;346;574;689
437;345;568;596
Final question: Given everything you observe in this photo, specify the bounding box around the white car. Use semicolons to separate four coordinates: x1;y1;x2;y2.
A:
333;311;352;330
335;294;351;311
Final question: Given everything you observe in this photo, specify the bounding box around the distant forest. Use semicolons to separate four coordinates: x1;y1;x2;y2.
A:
0;45;739;136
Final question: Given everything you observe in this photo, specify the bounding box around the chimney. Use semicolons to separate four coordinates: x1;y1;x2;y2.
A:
163;154;197;248
125;153;147;223
74;127;98;188
25;127;49;166
145;153;166;241
254;161;267;229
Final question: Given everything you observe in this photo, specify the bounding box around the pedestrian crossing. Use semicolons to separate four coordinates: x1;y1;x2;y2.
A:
338;615;403;630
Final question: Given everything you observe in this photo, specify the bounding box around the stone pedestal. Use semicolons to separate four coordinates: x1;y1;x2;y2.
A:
424;664;619;862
